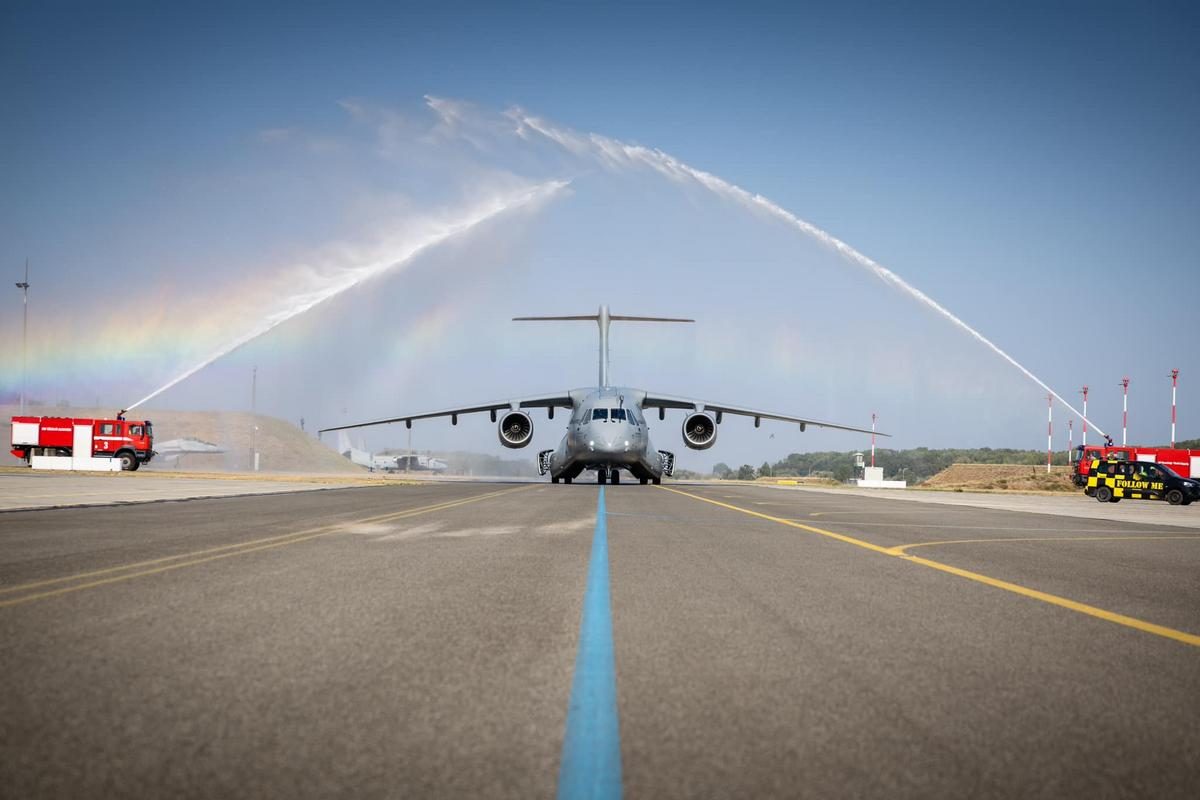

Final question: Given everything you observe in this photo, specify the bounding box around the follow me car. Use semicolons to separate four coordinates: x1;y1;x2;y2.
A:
1084;459;1200;506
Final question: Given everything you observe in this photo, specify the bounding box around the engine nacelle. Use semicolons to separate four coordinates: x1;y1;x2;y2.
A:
498;410;534;449
682;412;717;450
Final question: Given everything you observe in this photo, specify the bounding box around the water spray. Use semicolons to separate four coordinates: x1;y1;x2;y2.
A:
496;103;1109;438
123;180;567;412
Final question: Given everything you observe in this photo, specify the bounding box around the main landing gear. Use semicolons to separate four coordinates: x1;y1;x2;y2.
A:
597;468;621;485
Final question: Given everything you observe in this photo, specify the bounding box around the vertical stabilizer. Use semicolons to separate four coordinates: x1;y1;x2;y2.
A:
513;306;694;388
597;304;611;387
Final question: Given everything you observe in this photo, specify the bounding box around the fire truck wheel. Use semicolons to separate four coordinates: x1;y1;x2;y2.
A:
117;451;137;471
1094;486;1113;503
1166;489;1185;506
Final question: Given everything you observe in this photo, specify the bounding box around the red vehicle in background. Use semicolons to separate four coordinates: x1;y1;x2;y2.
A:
1071;444;1200;486
10;416;155;471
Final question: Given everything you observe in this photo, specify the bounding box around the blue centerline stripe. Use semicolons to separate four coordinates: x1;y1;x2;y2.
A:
557;486;622;800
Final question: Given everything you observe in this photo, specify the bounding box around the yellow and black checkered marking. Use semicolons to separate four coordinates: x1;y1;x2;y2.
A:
1086;459;1166;500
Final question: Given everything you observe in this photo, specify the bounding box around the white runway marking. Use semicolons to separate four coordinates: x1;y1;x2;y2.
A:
374;522;449;541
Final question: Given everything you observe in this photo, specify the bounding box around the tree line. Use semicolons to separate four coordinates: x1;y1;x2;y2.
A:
713;437;1200;484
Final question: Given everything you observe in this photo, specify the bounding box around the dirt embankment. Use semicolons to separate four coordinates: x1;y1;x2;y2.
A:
921;463;1075;493
2;405;361;474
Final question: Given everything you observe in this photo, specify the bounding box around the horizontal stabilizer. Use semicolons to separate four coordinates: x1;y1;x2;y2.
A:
513;314;693;323
514;305;692;387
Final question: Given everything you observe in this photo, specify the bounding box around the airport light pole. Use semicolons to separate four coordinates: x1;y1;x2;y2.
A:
1120;377;1130;446
1079;386;1088;447
870;413;876;469
1169;369;1179;448
251;366;259;472
15;259;30;415
1046;394;1053;473
1068;419;1073;458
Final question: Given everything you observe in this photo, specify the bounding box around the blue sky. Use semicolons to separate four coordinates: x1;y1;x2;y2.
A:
2;1;1197;466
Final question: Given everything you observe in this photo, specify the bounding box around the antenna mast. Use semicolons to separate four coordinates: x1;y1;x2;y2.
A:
16;259;30;415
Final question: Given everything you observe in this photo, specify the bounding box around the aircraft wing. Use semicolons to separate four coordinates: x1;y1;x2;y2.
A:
318;393;573;434
641;392;888;437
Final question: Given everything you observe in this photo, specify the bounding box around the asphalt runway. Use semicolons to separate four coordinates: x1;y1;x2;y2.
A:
1;480;1197;798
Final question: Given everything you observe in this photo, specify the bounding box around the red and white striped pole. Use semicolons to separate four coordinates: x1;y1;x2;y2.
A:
1120;377;1130;446
1047;394;1053;473
1080;385;1089;447
1169;369;1179;448
870;412;876;468
1068;418;1073;456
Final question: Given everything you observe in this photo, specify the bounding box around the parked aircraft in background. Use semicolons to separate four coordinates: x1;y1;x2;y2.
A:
392;454;448;473
322;306;886;485
336;431;448;472
154;438;225;466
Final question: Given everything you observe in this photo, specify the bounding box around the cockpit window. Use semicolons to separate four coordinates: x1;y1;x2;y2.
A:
592;409;608;421
611;408;627;421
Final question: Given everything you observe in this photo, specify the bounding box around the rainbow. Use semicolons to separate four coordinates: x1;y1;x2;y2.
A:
1;180;566;408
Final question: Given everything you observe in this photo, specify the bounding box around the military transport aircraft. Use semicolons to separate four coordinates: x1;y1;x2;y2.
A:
320;306;886;485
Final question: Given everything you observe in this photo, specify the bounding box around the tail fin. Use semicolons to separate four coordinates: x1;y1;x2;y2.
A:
514;305;693;387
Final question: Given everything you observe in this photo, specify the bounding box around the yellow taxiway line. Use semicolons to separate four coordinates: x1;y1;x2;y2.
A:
887;535;1200;555
0;486;529;609
659;486;1200;648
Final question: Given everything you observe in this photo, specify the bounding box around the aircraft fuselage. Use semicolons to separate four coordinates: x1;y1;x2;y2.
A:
546;387;667;483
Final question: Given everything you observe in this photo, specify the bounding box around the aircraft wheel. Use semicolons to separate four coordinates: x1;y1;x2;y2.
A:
640;477;648;485
1166;489;1184;506
1094;486;1113;503
652;477;661;485
564;477;572;484
610;469;620;484
597;470;607;485
551;476;559;484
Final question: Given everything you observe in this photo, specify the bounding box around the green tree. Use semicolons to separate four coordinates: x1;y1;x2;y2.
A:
736;464;756;481
759;461;773;477
712;462;732;478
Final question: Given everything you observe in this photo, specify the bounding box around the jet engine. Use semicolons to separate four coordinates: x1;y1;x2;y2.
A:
498;410;534;448
681;412;717;450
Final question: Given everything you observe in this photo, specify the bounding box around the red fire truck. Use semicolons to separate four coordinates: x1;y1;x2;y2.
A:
10;416;156;471
1071;444;1200;486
